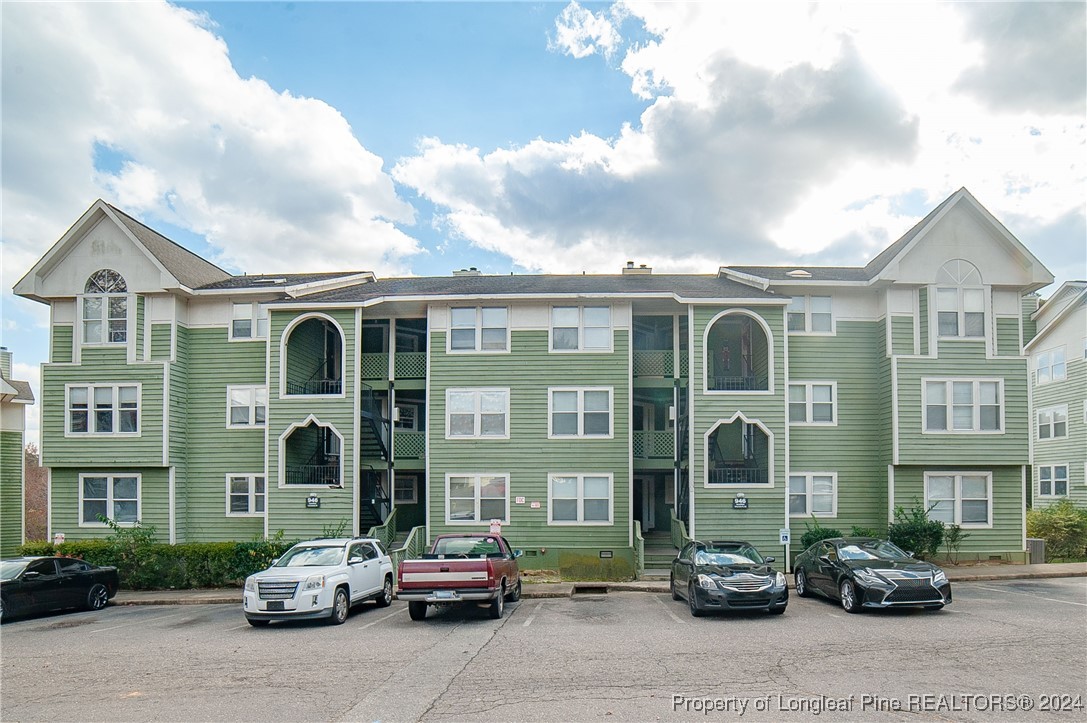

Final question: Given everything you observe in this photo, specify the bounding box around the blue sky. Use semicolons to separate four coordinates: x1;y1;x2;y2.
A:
2;1;1085;446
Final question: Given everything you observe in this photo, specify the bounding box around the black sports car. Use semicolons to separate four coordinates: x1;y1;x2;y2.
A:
1;556;119;621
670;540;788;617
793;537;951;613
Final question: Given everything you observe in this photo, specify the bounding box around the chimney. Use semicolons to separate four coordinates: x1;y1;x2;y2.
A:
622;262;652;275
0;347;11;379
452;267;482;277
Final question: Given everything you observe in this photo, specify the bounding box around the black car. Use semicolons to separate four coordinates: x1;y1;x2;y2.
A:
793;537;952;613
670;540;788;617
1;556;119;621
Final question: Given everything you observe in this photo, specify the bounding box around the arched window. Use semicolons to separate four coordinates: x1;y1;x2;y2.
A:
83;269;128;344
283;419;342;486
935;260;985;338
705;417;771;485
284;316;344;395
704;311;771;392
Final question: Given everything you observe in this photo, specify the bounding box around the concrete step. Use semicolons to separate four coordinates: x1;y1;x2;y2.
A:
639;568;671;581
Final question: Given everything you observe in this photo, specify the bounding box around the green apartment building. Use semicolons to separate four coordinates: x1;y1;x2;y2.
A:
1;348;34;556
12;189;1055;575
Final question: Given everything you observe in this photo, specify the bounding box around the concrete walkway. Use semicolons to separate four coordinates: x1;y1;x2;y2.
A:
113;561;1086;606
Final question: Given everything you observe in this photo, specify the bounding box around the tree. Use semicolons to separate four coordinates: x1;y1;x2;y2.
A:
24;443;47;541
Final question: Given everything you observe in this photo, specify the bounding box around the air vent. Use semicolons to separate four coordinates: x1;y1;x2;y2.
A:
453;267;482;276
786;269;812;278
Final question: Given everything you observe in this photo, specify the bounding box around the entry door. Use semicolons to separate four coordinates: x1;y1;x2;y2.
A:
641;478;655;531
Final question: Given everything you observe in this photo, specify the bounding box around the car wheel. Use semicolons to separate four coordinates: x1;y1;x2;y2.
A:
505;579;522;602
769;607;786;615
86;583;110;611
670;575;681;601
328;587;350;625
489;584;505;619
408;601;428;621
839;579;862;614
0;594;9;622
375;576;393;608
688;584;703;617
247;618;270;627
795;569;811;598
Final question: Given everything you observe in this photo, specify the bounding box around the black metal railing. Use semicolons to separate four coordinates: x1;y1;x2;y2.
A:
285;464;341;485
286;379;343;395
709;375;766;392
708;467;768;485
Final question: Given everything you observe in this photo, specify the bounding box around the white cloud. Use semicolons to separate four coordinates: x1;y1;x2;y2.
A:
1;0;422;288
11;362;40;451
550;2;622;60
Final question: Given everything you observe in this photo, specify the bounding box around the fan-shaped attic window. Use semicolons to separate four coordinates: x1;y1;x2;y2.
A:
936;259;982;285
85;269;127;294
82;269;128;345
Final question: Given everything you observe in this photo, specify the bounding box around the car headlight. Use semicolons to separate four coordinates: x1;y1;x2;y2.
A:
853;568;884;585
244;577;257;592
696;574;717;590
932;569;948;585
774;572;787;589
303;575;325;591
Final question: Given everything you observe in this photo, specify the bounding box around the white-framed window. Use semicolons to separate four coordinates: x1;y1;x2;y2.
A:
82;269;128;345
786;296;833;333
446;473;509;524
550;306;612;352
1038;465;1069;497
923;379;1002;433
67;384;140;435
1037;405;1068;440
936;287;985;338
1035;347;1066;385
449;307;509;352
549;387;613;438
548;473;613;525
788;382;836;425
446;388;509;439
788;473;837;517
80;473;140;526
226;474;266;516
227;386;267;428
394;475;418;504
925;472;991;528
231;302;268;340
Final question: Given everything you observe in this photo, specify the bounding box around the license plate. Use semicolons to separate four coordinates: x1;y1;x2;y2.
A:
266;600;285;611
434;590;455;600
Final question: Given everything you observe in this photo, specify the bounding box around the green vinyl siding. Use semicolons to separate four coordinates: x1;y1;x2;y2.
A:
1032;352;1087;509
893;465;1025;559
135;296;145;361
918;288;929;356
428;328;630;551
0;431;23;555
890;316;914;355
1021;295;1039;346
877;323;894;468
267;310;357;540
789;321;886;533
691;307;785;553
150;323;172;361
996;317;1020;357
51;324;73;363
49;467;170;539
40;350;167;467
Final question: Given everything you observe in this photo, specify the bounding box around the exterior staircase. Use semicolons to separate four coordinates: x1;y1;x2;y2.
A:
640;530;678;581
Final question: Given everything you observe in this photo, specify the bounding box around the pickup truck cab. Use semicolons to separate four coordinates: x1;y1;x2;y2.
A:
397;534;522;620
243;537;394;626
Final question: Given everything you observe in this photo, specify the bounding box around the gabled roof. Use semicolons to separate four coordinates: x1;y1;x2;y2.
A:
1024;281;1087;352
0;378;34;404
106;204;232;289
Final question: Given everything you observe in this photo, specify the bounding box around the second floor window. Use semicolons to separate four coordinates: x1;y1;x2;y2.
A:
446;388;509;438
788;383;836;424
82;269;127;345
450;307;508;352
550;388;612;438
924;379;1002;432
227;386;267;427
787;296;832;333
68;384;139;435
1037;405;1068;440
551;306;611;351
936;287;985;338
231;302;268;339
1035;347;1066;385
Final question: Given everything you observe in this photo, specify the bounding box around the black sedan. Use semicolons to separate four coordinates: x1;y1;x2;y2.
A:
670;540;788;617
793;538;952;613
1;556;119;621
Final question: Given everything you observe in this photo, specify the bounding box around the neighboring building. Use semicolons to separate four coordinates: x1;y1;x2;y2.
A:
1;348;35;556
1025;281;1087;509
11;189;1054;575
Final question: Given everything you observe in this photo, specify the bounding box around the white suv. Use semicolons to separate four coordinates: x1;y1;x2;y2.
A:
243;538;394;626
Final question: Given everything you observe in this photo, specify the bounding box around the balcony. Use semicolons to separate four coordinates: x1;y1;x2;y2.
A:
633;350;689;378
285;464;341;486
393;431;425;460
709;375;766;392
360;352;427;382
708;466;768;485
633;430;675;460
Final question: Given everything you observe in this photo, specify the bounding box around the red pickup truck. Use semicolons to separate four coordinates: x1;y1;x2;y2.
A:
397;533;522;620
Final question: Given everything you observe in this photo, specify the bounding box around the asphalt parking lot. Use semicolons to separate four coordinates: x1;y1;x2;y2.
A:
2;578;1085;722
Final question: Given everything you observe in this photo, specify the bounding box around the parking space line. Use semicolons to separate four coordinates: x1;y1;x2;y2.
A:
826;613;841;618
971;584;1087;607
358;607;406;630
522;602;543;627
89;611;188;633
653;595;686;624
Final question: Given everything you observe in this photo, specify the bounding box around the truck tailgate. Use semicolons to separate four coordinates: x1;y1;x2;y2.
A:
398;559;491;589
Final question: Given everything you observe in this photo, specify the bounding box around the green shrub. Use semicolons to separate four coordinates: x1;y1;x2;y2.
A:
800;517;843;549
942;524;970;563
850;525;885;538
1028;500;1087;561
887;501;944;559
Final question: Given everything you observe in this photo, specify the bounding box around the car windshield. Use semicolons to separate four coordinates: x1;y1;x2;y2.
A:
432;537;502;557
1;560;28;580
838;541;911;561
274;546;344;567
695;544;764;565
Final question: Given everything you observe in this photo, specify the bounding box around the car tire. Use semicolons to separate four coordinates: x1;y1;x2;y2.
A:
670;575;681;601
0;594;9;622
769;607;786;615
247;618;270;627
688;585;703;617
489;584;505;619
795;570;811;598
408;601;428;621
375;576;393;608
839;579;862;614
328;587;350;625
86;583;110;611
505;579;522;603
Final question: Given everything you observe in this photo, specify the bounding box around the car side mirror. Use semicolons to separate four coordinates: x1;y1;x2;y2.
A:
904;551;915;558
764;556;776;564
818;555;831;564
513;549;524;559
269;558;279;566
22;571;40;580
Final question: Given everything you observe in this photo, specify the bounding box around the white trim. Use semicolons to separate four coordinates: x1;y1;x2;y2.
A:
921;377;1006;434
786;472;838;518
787;381;838;426
225;473;268;517
1036;463;1071;498
353;307;362;535
923;471;994;529
446;305;511;354
270;293;792;311
78;472;142;528
444;472;511;525
548;304;613;353
701;309;776;395
225;385;268;429
161;362;170;466
628;334;634;548
425;307;433;545
891;357;900;464
887;465;895;523
547;386;614;439
168;466;176;544
278;312;348;400
913;288;921;355
46;467;52;541
702;412;776;488
1021;465;1028;551
782;309;791;570
546;472;614;526
276;415;345;488
64;382;143;437
263;311;272;541
445;387;511;439
687;305;695;539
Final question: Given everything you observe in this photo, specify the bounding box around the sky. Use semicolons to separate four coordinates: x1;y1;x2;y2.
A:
2;0;1085;448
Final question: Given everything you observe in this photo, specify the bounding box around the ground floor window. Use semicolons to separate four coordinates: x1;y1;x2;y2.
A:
226;474;265;516
925;472;991;527
1038;465;1069;497
80;474;140;526
394;475;418;504
788;473;837;517
548;473;613;524
446;474;508;524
